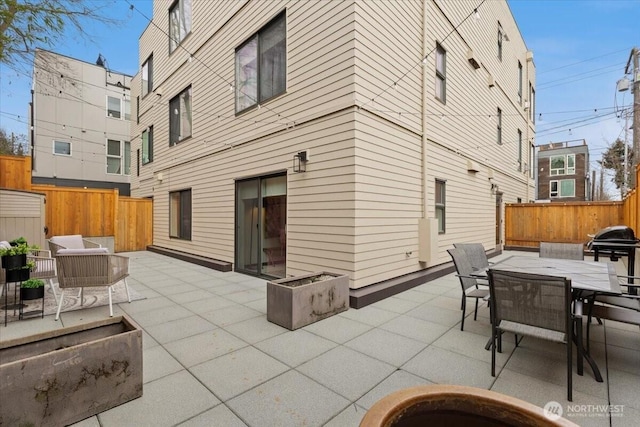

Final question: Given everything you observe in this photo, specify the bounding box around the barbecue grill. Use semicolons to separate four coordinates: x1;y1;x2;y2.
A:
587;225;640;292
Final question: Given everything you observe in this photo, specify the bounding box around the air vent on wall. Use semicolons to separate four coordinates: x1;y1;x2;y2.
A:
467;49;480;69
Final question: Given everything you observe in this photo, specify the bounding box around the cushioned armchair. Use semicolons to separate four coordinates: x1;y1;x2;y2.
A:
48;235;102;257
54;251;130;320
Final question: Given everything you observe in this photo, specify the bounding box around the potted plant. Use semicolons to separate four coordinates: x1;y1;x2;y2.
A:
20;279;45;301
0;239;39;277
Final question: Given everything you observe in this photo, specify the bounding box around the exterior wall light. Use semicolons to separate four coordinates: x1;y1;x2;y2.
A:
293;150;309;173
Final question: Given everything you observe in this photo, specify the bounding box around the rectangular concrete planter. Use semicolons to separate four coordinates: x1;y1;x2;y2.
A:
267;272;349;330
0;315;143;427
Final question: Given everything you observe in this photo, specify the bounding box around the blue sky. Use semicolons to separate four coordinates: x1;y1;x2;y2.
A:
1;0;638;195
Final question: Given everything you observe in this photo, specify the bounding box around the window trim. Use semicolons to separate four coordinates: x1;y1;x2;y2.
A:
235;11;287;114
142;54;153;97
518;61;523;104
496;108;502;145
169;86;192;146
550;179;576;198
550;154;576;176
106;139;131;176
435;42;446;104
107;95;122;119
518;129;523;171
142;126;153;165
169;188;192;240
498;23;503;61
53;140;71;156
169;0;192;54
435;179;446;234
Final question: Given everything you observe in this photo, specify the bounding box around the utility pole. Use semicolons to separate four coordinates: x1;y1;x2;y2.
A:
625;47;639;188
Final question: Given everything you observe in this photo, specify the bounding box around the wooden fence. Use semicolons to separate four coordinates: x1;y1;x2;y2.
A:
0;155;32;191
505;164;640;248
1;155;152;252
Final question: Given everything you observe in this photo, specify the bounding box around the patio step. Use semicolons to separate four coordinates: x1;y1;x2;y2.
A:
147;245;233;272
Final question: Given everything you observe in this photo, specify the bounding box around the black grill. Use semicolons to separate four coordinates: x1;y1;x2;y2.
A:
587;226;639;292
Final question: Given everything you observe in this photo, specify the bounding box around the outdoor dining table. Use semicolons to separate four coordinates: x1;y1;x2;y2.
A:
474;255;621;383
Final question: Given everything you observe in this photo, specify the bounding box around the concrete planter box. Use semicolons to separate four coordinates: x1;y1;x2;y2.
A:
267;272;349;330
0;315;143;427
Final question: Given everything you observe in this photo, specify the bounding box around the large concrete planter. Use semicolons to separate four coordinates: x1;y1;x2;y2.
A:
360;385;578;427
267;272;349;330
0;315;143;427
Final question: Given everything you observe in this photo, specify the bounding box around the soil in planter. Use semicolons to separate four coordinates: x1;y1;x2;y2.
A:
282;274;337;287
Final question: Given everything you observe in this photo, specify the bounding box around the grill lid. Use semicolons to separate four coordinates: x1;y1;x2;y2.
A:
591;225;636;242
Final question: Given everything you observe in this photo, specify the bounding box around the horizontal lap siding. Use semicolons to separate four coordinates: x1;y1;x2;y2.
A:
424;0;534;261
348;0;423;288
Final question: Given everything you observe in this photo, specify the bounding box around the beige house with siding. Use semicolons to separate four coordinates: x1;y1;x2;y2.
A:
131;0;535;302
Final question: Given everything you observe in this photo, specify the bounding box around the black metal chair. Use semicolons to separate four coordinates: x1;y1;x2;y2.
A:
487;269;582;402
453;243;493;271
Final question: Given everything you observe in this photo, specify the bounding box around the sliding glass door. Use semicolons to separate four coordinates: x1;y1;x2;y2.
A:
235;174;286;277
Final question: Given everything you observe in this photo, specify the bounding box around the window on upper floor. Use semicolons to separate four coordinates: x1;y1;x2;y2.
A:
136;96;140;124
170;189;192;240
550;179;575;198
169;86;192;146
518;129;523;171
107;96;130;121
529;142;535;178
53;140;71;156
530;84;536;123
142;55;153;97
169;0;191;53
435;43;446;103
107;139;131;175
235;12;286;113
550;154;576;176
498;23;504;61
107;96;121;118
496;108;502;145
518;61;523;104
142;126;153;165
435;179;446;234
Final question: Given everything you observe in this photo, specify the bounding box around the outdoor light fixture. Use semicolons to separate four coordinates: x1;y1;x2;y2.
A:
293;150;309;173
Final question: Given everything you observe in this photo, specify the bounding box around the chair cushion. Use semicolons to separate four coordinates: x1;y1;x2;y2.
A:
0;241;11;249
57;248;109;255
50;235;86;249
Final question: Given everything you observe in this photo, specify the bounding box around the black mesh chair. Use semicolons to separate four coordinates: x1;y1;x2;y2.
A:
487;269;582;402
453;243;492;271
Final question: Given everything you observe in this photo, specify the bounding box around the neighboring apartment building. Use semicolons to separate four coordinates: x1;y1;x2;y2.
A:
131;0;535;295
536;140;590;201
30;49;132;195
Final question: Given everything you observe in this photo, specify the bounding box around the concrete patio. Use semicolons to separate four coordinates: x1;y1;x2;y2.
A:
1;250;638;426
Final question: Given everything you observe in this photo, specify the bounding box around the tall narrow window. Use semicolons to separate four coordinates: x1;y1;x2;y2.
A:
169;86;192;146
107;139;122;174
530;86;536;123
136;149;140;176
435;180;446;234
518;61;523;104
518;129;523;171
169;0;192;53
107;96;121;118
142;126;153;164
435;43;446;103
170;189;192;240
136;96;140;124
497;108;502;145
235;12;286;113
498;24;503;61
142;55;153;96
529;142;535;178
124;98;131;121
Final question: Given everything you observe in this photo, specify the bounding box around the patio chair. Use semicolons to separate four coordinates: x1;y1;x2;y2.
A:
48;235;102;257
447;248;490;331
586;277;640;351
539;242;584;260
54;251;130;320
27;249;59;304
487;269;582;401
453;243;493;271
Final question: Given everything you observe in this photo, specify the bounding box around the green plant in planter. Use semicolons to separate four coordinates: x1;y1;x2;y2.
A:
21;278;45;289
0;242;39;257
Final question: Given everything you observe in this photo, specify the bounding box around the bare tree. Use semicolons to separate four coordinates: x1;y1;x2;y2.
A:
0;0;122;71
0;127;27;155
598;138;634;199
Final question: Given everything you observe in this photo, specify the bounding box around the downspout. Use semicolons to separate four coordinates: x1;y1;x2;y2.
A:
421;0;428;218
